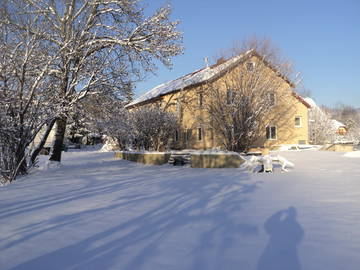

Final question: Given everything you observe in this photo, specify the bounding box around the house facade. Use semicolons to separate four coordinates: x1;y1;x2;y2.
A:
126;50;310;150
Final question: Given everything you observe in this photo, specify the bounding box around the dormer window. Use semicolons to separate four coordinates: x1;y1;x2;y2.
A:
247;62;255;72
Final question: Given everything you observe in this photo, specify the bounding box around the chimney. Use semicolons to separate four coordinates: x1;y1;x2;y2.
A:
216;57;226;65
204;57;209;68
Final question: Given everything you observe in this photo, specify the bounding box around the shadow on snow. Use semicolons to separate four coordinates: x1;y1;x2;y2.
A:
1;158;263;270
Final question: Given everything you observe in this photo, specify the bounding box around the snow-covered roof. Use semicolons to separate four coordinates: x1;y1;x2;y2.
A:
126;50;310;109
331;119;346;129
303;97;317;108
126;50;254;108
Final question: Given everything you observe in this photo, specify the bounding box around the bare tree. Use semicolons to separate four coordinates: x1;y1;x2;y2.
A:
132;107;178;151
81;93;135;150
308;104;334;144
201;39;298;151
2;0;183;164
0;5;59;183
80;94;178;151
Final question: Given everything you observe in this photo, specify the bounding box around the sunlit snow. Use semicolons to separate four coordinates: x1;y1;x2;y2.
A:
1;149;360;270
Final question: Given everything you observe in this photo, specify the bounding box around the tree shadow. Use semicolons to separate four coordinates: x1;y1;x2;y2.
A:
257;207;304;270
1;162;262;270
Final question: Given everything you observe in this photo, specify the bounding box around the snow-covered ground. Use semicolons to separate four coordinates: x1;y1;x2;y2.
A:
1;150;360;270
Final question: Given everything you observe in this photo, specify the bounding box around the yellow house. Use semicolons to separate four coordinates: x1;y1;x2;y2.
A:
126;50;310;150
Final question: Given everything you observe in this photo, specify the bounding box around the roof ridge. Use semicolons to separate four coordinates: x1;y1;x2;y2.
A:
125;49;255;108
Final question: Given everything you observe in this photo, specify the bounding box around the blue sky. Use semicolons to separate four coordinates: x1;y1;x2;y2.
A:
136;0;360;108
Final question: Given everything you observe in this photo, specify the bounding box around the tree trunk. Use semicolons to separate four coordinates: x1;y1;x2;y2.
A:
49;117;67;162
15;145;27;175
30;118;57;164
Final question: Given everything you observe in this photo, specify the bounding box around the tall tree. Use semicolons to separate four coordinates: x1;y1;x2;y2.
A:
2;0;183;163
201;39;299;151
0;4;59;182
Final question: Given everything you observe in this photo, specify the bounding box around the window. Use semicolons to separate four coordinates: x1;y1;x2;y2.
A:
183;130;187;142
176;99;181;116
198;92;203;107
268;92;276;107
247;62;255;71
187;129;192;141
197;127;202;141
266;126;277;140
174;129;179;142
183;129;191;142
208;128;214;140
295;116;302;127
227;89;234;105
338;127;346;135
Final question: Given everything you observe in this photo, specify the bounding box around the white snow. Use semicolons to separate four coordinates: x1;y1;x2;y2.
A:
303;97;317;109
343;151;360;158
331;119;346;129
126;50;253;108
276;144;320;151
1;150;360;270
242;154;295;173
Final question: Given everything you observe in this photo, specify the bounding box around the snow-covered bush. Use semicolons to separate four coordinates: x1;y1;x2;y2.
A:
103;108;135;150
132;107;179;151
85;99;179;151
307;103;334;144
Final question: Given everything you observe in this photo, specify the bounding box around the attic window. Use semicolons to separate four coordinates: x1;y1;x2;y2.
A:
247;62;255;71
268;92;276;107
295;116;302;127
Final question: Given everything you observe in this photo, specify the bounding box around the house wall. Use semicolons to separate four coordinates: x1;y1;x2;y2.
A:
260;89;309;149
133;56;309;150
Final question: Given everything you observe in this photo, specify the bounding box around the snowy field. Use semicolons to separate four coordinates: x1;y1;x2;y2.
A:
1;149;360;270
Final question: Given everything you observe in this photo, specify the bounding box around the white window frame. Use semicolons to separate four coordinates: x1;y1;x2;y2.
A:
266;126;277;140
295;116;302;127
